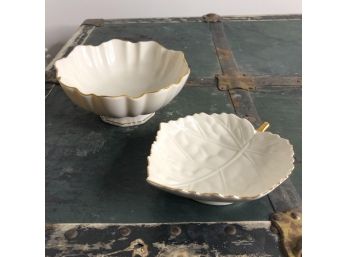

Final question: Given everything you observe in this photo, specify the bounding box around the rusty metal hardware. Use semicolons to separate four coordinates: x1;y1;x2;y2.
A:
253;75;302;87
119;226;131;237
64;227;79;240
202;13;222;23
82;19;104;27
271;210;302;257
216;73;255;91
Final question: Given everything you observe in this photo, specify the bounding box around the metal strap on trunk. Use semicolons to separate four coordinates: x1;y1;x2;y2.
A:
204;12;302;211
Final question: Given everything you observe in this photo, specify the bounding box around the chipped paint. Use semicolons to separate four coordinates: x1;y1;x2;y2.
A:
47;225;148;256
101;239;149;257
46;222;282;256
231;239;255;246
239;221;271;231
153;242;209;257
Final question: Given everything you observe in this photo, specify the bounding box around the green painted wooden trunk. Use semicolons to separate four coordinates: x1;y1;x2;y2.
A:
45;14;301;257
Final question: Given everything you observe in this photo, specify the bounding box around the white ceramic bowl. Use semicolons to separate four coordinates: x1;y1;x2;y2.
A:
55;39;190;126
147;113;294;205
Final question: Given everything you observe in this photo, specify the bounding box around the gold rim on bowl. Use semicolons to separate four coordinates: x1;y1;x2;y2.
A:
55;39;191;100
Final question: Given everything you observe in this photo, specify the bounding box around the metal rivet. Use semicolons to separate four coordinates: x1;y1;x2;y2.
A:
170;225;182;236
119;226;131;237
64;228;78;240
224;225;236;235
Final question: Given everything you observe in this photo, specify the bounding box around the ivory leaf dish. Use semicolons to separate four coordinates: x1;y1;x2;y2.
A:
55;39;190;127
147;113;294;205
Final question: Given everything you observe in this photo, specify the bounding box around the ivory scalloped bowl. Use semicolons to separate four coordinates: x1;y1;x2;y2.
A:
147;113;295;205
55;39;190;126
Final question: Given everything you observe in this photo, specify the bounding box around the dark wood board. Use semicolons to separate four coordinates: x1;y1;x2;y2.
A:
46;222;282;257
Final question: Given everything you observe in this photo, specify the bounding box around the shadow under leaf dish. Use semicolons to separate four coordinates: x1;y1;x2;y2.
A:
147;113;294;205
55;39;190;127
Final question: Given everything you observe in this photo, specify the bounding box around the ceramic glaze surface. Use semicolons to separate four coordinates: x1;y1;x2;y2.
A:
54;39;190;125
147;113;294;204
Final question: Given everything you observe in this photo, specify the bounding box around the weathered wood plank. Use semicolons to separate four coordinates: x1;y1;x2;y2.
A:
46;222;283;257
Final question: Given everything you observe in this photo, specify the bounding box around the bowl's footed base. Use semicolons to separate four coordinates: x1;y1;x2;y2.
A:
195;200;234;206
100;113;155;127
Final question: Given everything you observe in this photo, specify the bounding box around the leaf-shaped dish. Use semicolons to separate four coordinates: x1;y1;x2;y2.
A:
147;113;294;205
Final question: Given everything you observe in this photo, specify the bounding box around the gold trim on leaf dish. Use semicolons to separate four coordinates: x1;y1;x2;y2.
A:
146;113;295;204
